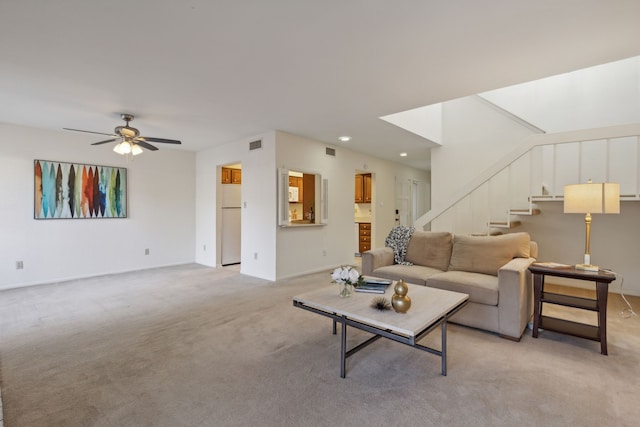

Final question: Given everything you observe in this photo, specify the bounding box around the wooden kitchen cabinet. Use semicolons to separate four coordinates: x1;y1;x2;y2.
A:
355;175;363;203
231;169;241;184
221;167;241;184
354;174;371;203
358;222;371;253
363;174;372;202
222;167;231;183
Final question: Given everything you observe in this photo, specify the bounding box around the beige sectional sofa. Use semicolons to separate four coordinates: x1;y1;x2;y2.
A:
361;231;538;341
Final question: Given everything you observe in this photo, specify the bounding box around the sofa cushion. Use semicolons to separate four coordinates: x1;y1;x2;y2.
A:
448;232;531;276
427;271;499;306
404;231;453;271
371;264;446;287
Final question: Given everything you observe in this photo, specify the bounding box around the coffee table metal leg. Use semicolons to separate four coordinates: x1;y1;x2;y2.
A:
340;316;347;378
441;320;447;376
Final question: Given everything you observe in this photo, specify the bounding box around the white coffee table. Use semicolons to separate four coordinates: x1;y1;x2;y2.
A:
293;282;468;378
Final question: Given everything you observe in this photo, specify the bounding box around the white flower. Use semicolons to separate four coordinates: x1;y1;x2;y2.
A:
331;266;363;286
331;267;344;283
348;268;360;284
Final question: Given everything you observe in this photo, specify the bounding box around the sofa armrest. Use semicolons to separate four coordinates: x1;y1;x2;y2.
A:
497;257;536;340
361;247;394;276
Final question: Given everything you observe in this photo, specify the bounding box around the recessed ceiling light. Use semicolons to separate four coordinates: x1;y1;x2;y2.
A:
400;152;408;157
338;135;352;142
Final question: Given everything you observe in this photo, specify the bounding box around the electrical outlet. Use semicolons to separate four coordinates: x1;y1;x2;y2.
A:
145;248;150;255
254;252;258;260
203;244;207;251
322;250;327;256
16;261;23;270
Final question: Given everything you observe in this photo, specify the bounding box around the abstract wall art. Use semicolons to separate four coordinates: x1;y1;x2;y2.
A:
34;160;127;219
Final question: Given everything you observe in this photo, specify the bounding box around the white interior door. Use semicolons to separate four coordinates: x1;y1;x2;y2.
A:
395;178;411;226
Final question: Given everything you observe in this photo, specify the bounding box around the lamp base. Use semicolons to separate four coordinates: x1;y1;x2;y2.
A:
575;263;599;272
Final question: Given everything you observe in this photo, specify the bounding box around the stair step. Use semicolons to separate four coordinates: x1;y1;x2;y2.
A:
530;195;562;202
488;220;522;229
509;208;541;215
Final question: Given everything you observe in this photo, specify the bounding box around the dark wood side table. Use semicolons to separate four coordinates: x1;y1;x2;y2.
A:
528;264;616;355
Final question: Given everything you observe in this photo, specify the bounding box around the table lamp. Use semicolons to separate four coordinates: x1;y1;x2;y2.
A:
563;180;619;271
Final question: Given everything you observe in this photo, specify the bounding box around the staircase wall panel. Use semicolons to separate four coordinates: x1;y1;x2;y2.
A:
610;136;638;196
581;139;608;182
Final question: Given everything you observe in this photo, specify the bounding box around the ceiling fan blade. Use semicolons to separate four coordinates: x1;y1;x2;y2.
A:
139;136;182;144
63;128;117;137
91;138;119;145
135;141;159;151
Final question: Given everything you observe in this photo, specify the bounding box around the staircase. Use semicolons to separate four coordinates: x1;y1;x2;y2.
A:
417;124;640;235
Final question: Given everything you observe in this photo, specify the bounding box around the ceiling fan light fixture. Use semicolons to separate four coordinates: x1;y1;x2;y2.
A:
131;143;143;156
113;142;124;154
113;140;132;155
65;113;181;154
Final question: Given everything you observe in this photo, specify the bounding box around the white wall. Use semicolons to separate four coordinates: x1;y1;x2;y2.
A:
239;133;278;281
0;123;196;289
432;96;537;208
275;131;429;279
430;98;640;296
481;56;640;133
196;130;428;282
2;122;428;289
520;201;640;296
196;131;277;281
431;96;537;234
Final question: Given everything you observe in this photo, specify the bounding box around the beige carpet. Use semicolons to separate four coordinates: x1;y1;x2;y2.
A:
1;264;639;427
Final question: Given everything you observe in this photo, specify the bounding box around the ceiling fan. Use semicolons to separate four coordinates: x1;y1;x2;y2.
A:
64;113;182;156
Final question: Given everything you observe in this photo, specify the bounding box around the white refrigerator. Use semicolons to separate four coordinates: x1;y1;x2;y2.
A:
221;184;241;266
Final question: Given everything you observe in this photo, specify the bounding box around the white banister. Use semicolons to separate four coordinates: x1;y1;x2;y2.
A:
416;123;640;230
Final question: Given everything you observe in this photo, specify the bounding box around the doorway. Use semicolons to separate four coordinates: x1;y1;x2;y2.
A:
354;171;374;256
219;163;242;266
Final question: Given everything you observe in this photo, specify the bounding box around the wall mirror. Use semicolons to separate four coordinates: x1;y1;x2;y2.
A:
278;168;328;226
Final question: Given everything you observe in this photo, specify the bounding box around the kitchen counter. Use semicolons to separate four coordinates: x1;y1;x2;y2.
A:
280;220;326;228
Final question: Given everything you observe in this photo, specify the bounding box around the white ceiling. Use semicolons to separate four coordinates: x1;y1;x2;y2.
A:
2;1;640;170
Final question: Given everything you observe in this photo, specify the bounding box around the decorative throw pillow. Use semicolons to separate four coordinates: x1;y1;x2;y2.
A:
448;232;531;276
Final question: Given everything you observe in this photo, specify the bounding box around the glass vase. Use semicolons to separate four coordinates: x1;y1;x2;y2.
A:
339;283;353;297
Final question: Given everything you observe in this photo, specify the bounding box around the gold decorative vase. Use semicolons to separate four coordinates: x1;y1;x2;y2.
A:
391;279;411;313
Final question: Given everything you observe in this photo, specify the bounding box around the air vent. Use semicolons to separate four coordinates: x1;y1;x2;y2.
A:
249;140;262;150
325;147;336;156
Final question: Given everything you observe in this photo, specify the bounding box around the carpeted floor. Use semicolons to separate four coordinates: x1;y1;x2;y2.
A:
0;264;639;426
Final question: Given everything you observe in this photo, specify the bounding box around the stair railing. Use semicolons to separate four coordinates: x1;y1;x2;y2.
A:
416;123;640;232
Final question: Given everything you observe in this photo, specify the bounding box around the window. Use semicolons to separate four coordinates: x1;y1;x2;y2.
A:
278;168;327;226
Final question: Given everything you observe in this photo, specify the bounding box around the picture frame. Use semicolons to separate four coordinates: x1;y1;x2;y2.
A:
34;159;127;219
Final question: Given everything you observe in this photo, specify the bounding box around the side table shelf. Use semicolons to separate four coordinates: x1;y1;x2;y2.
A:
541;292;598;310
538;316;599;342
529;264;616;355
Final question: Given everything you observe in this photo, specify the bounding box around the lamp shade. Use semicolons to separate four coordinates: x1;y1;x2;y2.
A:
564;182;620;214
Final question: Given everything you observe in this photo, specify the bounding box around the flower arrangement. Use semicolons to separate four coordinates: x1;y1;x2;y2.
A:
331;266;365;288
